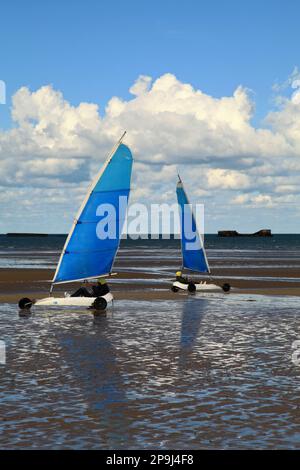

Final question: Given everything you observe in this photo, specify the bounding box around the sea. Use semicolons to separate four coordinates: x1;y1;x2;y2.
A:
1;232;300;270
0;234;300;449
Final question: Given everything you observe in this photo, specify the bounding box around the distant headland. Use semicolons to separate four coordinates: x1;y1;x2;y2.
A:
218;229;272;237
6;233;66;237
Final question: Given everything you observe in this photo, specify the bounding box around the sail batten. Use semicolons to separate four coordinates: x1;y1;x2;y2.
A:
176;180;210;274
52;139;133;284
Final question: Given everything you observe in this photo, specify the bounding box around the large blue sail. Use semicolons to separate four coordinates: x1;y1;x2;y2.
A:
53;141;133;284
176;179;210;273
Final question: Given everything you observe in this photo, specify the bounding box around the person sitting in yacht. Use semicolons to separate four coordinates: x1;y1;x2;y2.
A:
71;278;110;297
175;271;189;284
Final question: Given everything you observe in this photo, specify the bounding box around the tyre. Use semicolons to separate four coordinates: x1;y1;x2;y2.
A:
18;297;33;310
188;282;196;293
171;286;179;292
92;296;108;311
222;283;231;292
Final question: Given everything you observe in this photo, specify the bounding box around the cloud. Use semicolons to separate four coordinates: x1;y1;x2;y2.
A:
272;66;300;92
232;193;274;207
129;75;152;96
1;71;300;231
206;168;251;190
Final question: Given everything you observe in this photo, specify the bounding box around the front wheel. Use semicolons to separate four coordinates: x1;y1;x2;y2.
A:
18;297;33;310
171;286;179;292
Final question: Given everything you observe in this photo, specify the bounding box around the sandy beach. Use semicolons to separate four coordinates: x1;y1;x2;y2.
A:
2;263;300;305
2;233;300;304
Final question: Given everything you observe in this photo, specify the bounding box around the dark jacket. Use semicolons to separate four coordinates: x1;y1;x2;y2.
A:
92;283;110;296
176;275;189;284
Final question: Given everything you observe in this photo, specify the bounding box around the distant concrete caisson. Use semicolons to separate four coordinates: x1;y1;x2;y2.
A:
218;229;272;237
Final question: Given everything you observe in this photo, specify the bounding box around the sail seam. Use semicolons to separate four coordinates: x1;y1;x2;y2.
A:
75;218;126;224
63;248;118;254
91;188;130;194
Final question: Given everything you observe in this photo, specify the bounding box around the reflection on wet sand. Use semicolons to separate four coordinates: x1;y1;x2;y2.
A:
1;295;300;449
179;298;208;370
57;311;131;448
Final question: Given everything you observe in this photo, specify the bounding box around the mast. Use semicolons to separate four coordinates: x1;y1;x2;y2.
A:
177;173;184;272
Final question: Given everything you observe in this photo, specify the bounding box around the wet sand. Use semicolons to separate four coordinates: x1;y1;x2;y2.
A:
2;238;300;449
1;265;300;304
1;294;300;449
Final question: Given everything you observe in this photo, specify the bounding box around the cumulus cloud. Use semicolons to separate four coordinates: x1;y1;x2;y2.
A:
232;193;274;207
272;66;300;92
129;75;152;96
206;169;251;190
1;71;300;232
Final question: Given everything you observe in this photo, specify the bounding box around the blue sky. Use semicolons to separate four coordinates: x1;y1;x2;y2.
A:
1;0;299;127
1;0;300;233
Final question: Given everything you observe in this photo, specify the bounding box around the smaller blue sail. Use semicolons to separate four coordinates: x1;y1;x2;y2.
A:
53;139;133;284
176;179;210;273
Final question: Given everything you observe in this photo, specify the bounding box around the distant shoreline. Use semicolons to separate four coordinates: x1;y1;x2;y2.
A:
5;233;67;237
1;232;299;237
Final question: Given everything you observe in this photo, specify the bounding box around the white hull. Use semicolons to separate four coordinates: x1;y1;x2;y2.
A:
173;281;222;292
34;292;113;308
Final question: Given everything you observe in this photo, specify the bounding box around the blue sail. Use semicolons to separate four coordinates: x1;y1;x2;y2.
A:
53;142;133;283
176;180;210;273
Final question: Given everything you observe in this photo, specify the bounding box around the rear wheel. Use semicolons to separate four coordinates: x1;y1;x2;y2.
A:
222;283;231;292
18;297;33;310
171;286;179;292
92;297;108;311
